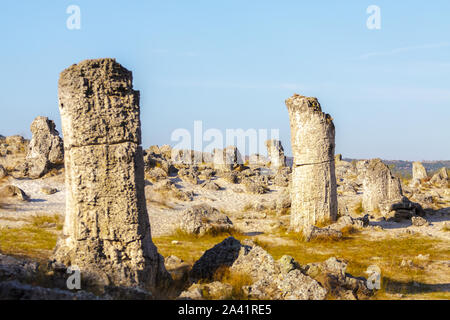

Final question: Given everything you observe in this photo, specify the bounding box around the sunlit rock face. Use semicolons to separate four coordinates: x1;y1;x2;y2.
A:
285;94;337;231
53;58;169;290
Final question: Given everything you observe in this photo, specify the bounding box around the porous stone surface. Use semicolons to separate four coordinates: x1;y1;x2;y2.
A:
361;159;403;214
265;139;286;170
243;269;327;300
285;94;338;230
190;237;330;300
179;204;233;236
52;58;169;290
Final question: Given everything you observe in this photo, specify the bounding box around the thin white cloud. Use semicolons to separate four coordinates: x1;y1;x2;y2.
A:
358;42;450;60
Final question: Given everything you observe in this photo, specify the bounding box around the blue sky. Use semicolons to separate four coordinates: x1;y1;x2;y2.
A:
0;1;449;160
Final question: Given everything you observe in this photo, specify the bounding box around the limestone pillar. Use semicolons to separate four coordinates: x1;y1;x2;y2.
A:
362;159;403;214
265;139;286;170
285;94;337;230
411;161;427;186
53;59;168;289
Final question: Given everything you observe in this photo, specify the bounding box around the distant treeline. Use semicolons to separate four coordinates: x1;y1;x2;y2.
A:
285;157;449;180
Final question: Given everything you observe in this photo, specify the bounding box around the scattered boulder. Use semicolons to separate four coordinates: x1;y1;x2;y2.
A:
190;237;242;281
229;240;280;282
303;225;343;242
0;165;7;179
179;204;233;236
244;269;327;300
164;256;190;284
198;168;215;180
334;214;369;230
273;168;291;187
430;167;448;187
411;216;429;227
221;171;240;184
200;180;221;191
178;282;232;300
177;167;199;185
303;257;373;300
146;167;168;182
0;185;30;201
278;255;301;274
389;197;425;217
41;187;58;195
242;178;268;194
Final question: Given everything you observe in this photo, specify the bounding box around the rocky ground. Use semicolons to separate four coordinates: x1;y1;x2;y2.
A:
0;134;449;300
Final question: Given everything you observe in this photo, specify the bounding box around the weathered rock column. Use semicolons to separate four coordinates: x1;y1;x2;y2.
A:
361;159;403;214
285;94;337;231
265;139;286;170
53;59;168;290
411;161;427;186
25;116;64;178
213;146;242;172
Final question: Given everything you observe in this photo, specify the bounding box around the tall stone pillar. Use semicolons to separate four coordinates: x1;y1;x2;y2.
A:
285;94;337;231
265;139;286;170
53;59;169;290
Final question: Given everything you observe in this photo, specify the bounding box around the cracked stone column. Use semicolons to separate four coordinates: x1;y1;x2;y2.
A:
265;139;286;170
285;94;337;231
53;59;169;290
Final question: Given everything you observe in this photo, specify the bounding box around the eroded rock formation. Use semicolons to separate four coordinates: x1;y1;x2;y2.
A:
361;158;403;214
213;146;242;172
285;94;338;230
411;161;427;186
265;139;286;170
25;116;64;178
53;58;169;290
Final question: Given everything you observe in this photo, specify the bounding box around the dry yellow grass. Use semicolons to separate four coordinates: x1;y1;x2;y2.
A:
210;266;253;300
0;214;63;260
